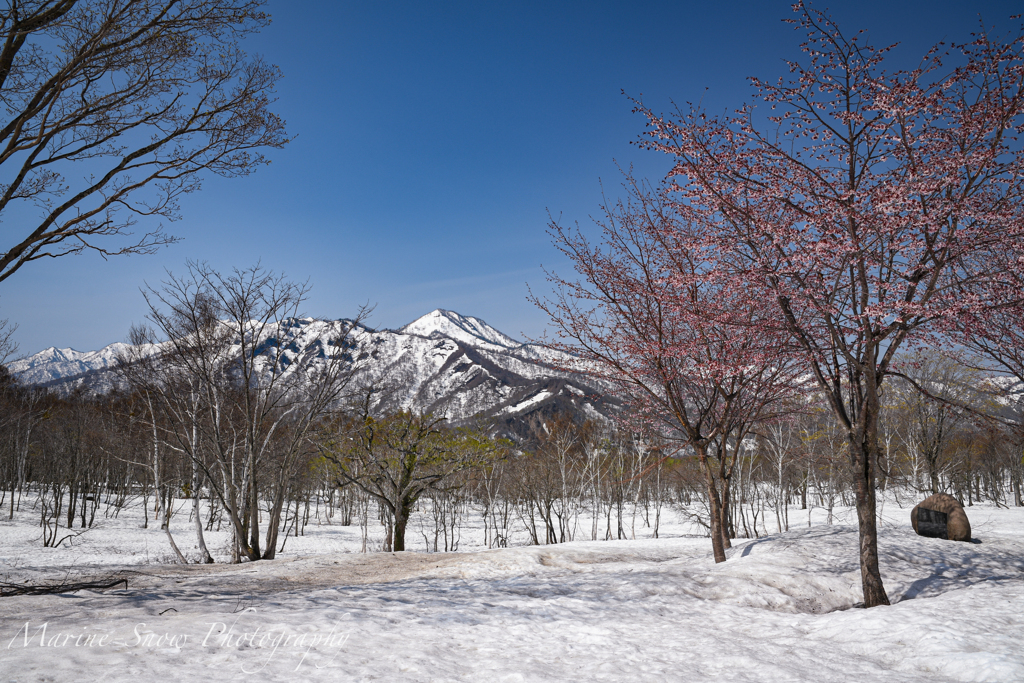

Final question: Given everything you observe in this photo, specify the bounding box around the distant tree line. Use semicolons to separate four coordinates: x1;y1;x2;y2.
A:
1;329;1021;563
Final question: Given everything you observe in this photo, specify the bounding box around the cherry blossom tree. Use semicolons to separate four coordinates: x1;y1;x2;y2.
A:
953;250;1024;503
535;183;801;563
634;3;1024;605
954;245;1024;388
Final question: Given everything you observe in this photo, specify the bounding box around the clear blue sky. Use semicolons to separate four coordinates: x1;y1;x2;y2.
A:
3;0;1021;354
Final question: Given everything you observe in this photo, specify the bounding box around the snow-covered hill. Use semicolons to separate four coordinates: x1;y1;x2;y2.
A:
8;309;612;428
10;342;135;385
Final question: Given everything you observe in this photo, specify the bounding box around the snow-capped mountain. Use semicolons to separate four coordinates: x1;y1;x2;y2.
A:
398;309;521;351
10;342;135;385
8;309;614;429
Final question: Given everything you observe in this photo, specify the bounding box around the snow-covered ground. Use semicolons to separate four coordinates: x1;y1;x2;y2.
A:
1;495;1021;682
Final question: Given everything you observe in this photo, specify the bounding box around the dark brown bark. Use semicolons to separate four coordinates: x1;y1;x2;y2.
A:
851;395;890;608
698;447;727;563
393;500;412;552
718;453;733;550
248;471;262;560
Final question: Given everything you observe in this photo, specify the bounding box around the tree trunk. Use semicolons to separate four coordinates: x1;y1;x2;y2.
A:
147;395;162;524
163;500;188;564
262;485;288;560
191;453;213;563
719;474;732;550
393;499;412;552
850;435;889;607
699;449;727;563
247;452;262;560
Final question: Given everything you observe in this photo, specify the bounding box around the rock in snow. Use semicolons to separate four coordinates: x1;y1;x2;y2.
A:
911;493;973;542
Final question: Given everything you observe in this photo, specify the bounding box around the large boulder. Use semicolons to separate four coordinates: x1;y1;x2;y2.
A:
911;493;972;542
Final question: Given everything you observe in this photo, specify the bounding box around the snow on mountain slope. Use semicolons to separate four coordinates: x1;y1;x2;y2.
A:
9;311;611;428
346;321;609;423
398;309;520;350
9;342;138;385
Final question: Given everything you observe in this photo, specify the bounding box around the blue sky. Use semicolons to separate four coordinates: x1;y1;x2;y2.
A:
3;0;1021;354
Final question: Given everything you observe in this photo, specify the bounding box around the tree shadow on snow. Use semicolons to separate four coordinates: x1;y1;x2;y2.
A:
897;571;1017;603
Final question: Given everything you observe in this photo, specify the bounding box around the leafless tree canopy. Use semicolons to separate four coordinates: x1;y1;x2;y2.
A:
0;0;287;282
0;316;16;362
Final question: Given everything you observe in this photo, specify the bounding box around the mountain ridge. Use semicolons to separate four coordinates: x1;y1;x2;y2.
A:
7;309;613;432
398;309;522;350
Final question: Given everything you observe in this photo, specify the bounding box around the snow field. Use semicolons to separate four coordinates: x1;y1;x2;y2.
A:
0;496;1022;682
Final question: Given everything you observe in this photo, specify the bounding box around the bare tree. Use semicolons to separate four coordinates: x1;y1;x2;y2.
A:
889;352;979;495
0;317;16;363
122;261;363;561
0;0;287;282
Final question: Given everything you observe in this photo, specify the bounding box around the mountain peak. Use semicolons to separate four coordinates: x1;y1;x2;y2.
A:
398;309;520;349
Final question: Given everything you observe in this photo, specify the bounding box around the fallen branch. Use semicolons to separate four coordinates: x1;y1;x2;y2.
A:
0;577;128;597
